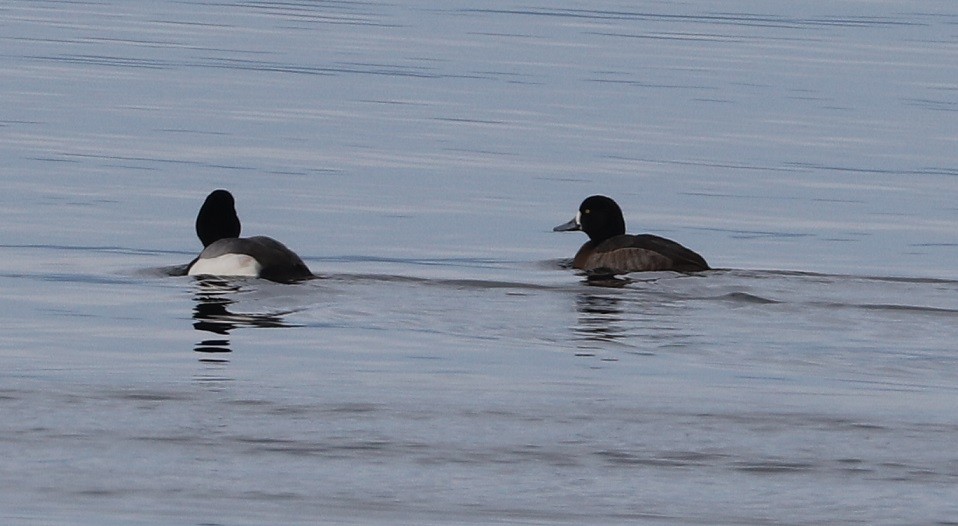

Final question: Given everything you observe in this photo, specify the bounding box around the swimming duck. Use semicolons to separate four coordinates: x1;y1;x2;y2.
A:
187;189;313;282
554;195;709;275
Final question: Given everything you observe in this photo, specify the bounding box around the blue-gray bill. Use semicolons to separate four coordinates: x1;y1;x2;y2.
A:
553;218;580;232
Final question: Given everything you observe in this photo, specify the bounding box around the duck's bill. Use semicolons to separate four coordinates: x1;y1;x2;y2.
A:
553;217;580;232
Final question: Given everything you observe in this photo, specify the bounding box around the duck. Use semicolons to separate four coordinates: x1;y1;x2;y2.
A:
186;189;313;282
554;195;709;276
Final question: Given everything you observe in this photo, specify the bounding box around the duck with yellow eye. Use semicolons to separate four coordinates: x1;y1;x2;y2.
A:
554;195;709;276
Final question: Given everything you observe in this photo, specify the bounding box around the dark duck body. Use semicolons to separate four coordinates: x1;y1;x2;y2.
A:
187;189;313;282
554;195;708;276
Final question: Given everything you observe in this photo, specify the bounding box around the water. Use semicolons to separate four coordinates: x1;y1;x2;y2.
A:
2;1;958;524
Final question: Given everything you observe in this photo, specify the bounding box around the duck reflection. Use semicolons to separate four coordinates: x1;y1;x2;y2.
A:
191;278;297;359
584;274;631;288
574;292;624;351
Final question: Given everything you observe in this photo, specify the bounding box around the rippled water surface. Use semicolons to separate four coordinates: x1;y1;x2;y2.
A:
2;1;958;524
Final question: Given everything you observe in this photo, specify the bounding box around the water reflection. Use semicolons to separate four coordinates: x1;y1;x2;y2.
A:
573;292;624;355
585;275;630;288
191;278;298;359
572;276;702;358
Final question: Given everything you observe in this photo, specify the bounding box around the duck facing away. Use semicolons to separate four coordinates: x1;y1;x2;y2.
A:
187;189;313;282
554;195;709;276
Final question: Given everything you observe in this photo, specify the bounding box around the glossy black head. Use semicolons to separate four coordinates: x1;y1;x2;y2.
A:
554;195;626;243
195;189;241;247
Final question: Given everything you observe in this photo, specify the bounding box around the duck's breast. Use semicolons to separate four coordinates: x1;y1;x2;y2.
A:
188;237;269;277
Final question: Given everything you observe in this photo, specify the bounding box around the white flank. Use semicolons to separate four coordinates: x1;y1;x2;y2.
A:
188;254;262;277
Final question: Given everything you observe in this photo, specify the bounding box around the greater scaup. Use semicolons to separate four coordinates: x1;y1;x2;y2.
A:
554;195;709;275
187;189;313;282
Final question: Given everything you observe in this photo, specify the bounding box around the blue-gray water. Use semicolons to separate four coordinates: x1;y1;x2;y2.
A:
2;1;958;524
